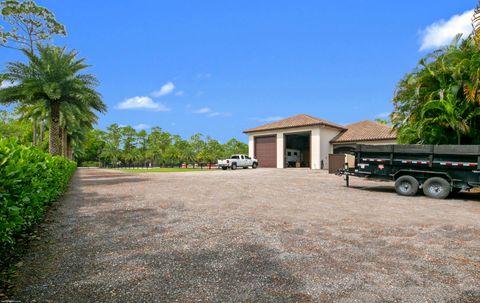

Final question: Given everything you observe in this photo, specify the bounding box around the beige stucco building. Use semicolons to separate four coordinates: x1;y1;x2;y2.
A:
244;114;397;170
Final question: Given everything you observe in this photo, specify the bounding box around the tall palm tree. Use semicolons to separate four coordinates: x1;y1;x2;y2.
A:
0;44;106;156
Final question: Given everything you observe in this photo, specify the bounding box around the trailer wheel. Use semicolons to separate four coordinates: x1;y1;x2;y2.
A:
423;177;451;199
222;167;228;170
451;187;462;195
231;163;237;170
252;162;258;169
395;175;419;196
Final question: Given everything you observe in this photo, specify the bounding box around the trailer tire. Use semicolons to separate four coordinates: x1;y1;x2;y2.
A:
395;175;419;196
252;162;258;169
423;177;451;199
222;167;228;170
231;163;237;170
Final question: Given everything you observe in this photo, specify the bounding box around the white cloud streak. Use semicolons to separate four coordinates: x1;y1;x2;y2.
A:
152;81;175;97
133;123;151;130
419;9;474;51
116;96;171;111
192;106;230;117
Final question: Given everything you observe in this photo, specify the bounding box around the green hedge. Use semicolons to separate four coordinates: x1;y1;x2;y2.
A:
80;161;101;167
0;139;76;248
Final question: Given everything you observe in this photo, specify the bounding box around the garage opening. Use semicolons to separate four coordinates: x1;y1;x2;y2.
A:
284;132;311;168
254;135;277;168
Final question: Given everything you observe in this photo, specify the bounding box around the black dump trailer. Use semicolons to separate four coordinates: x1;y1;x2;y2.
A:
336;144;480;199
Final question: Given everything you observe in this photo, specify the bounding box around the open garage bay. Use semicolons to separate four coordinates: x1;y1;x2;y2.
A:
11;168;480;302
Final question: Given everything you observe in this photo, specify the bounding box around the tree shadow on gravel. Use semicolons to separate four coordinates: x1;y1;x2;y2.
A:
11;199;313;302
79;177;149;186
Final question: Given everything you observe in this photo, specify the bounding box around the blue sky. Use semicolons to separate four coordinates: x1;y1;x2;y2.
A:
0;0;476;142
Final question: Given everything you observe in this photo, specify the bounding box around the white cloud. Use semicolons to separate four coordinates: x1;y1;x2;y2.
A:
152;81;175;97
192;106;230;117
376;112;390;118
419;9;474;51
253;116;284;122
175;90;184;96
193;107;211;114
116;96;171;111
0;80;18;89
133;123;151;130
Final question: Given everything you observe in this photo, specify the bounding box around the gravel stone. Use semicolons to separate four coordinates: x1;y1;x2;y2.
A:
9;168;480;302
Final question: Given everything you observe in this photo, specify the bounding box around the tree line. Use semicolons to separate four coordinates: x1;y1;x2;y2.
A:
76;124;248;167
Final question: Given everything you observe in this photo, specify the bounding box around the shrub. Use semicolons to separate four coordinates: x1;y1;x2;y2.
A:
0;139;76;249
80;161;101;167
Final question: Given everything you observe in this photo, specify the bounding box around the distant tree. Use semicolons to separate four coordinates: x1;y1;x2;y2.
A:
0;0;66;53
189;133;206;165
121;126;137;166
374;118;389;125
101;124;122;166
75;129;106;164
223;138;248;157
137;129;148;166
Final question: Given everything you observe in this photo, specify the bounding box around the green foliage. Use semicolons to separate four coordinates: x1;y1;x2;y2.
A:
0;0;66;53
0;44;106;156
392;36;480;144
79;161;100;167
0;138;76;248
0;109;31;144
374;118;389;125
81;125;248;167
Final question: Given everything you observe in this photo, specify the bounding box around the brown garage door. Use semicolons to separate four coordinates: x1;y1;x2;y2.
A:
254;136;277;168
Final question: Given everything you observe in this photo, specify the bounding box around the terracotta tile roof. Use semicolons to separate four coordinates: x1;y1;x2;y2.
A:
243;114;346;133
330;120;397;143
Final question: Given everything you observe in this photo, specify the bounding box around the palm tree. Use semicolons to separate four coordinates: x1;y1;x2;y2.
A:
0;44;106;156
421;94;480;144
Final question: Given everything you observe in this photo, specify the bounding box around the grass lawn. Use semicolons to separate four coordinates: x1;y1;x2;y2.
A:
113;168;214;173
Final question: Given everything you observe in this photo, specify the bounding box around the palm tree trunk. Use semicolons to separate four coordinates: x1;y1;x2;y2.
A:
61;128;67;157
39;120;44;144
67;136;73;160
49;102;61;156
32;118;37;146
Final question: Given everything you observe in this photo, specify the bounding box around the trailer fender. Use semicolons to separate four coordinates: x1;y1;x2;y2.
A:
393;170;453;185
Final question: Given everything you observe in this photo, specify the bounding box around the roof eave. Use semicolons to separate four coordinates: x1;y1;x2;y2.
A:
244;123;346;134
331;137;398;144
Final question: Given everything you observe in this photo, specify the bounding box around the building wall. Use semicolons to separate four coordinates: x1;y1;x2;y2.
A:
247;126;343;169
319;127;342;169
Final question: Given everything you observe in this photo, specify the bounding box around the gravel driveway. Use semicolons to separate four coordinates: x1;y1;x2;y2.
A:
10;168;480;302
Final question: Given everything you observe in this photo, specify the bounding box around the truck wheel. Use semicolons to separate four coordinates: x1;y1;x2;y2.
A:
222;167;228;170
252;162;258;169
395;175;419;196
423;177;451;199
231;163;237;170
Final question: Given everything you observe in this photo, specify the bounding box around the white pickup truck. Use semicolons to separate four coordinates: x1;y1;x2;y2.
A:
217;154;258;170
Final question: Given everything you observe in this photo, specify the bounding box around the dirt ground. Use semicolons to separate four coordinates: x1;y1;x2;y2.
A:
10;168;480;302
